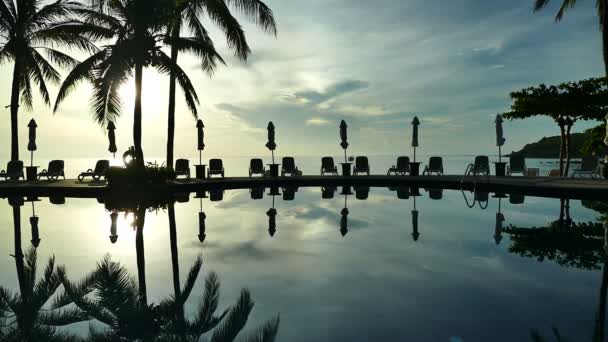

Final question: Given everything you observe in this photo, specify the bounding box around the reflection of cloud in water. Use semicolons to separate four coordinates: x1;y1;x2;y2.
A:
183;240;315;262
285;206;370;230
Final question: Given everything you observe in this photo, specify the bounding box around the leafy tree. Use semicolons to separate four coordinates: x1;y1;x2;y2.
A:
0;248;88;341
164;0;276;170
533;0;608;75
54;0;200;169
501;77;608;175
0;0;104;161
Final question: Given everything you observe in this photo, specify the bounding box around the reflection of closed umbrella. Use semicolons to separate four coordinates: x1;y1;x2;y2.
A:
107;121;117;158
495;114;506;162
411;197;419;241
198;212;207;243
27;119;37;167
265;122;276;164
267;208;277;237
197;119;205;165
109;212;118;244
29;200;40;247
412;116;420;162
340;120;348;162
340;208;349;237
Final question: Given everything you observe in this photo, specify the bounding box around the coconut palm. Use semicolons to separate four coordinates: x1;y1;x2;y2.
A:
0;247;88;341
164;0;276;170
0;0;103;161
54;0;206;170
534;0;608;75
61;254;280;342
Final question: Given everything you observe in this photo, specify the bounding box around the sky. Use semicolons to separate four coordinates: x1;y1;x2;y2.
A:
0;0;605;161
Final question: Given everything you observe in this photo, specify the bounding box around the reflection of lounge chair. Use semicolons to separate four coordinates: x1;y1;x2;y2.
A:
0;161;24;181
355;186;370;200
249;159;265;177
507;154;526;176
282;186;297;201
282;157;302;176
509;193;525;204
321;157;338;176
353;156;370;176
250;187;265;200
78;160;110;182
572;155;600;178
38;160;65;180
464;156;489;178
321;186;337;199
387;156;410;175
548;169;561;177
396;187;410;199
426;188;443;200
175;159;190;179
423;157;443;176
208;159;225;178
209;189;224;201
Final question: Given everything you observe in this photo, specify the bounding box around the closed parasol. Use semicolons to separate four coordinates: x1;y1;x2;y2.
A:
27;119;37;167
107;121;117;158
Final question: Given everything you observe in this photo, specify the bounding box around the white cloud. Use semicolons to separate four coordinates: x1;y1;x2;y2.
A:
306;117;331;126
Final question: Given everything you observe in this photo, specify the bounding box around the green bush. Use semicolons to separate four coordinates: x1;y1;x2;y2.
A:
106;161;176;187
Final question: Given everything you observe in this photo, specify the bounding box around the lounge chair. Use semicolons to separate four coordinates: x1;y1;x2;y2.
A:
509;193;525;205
209;189;224;202
175;159;190;179
463;156;490;178
427;188;443;200
387;156;410;176
321;185;337;199
423;157;444;176
321;157;338;176
548;169;561;177
355;186;370;200
250;187;265;200
353;156;370;176
507;154;526;176
281;157;302;176
572;155;600;178
396;187;410;199
38;160;65;180
208;159;225;178
249;159;265;177
0;161;24;181
78;160;109;182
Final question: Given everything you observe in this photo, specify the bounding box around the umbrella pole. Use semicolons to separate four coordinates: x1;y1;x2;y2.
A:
413;147;416;163
499;146;502;163
199;150;202;165
31;202;35;217
272;151;275;165
30;151;33;167
344;149;347;164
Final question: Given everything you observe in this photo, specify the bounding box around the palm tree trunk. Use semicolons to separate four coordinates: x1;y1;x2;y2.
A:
134;62;145;169
9;60;21;161
564;120;573;176
168;203;181;298
594;260;608;342
602;0;608;76
558;120;566;177
12;204;26;296
135;207;147;306
166;22;181;171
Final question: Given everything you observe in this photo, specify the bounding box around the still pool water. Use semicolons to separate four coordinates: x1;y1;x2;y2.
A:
0;187;605;341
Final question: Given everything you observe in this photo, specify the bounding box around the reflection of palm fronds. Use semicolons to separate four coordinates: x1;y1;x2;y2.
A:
62;254;280;341
504;223;604;270
530;326;570;342
0;248;87;340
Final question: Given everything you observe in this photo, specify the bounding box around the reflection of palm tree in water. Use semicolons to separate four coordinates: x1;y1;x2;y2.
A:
1;199;88;341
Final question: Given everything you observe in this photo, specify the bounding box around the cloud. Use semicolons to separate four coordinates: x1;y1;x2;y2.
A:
292;80;370;105
306;117;331;126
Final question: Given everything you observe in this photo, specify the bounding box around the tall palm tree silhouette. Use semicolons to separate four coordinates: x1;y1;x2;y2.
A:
54;0;200;169
164;0;276;170
534;0;608;75
0;201;88;341
0;0;104;161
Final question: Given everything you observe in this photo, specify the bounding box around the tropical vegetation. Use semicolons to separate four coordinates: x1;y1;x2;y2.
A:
0;0;103;161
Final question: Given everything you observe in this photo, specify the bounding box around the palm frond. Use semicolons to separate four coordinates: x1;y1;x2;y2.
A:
31;48;61;83
54;49;106;112
192;271;225;334
166;36;225;74
225;0;277;35
30;23;99;54
32;254;62;310
152;49;199;116
556;0;578;20
534;0;552;12
239;315;280;342
24;247;38;296
209;289;254;342
177;255;203;307
90;46;133;125
20;70;34;110
31;0;82;28
0;0;16;31
199;0;251;60
39;47;79;69
38;307;89;326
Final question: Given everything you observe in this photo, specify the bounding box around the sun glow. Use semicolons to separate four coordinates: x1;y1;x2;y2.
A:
118;71;168;119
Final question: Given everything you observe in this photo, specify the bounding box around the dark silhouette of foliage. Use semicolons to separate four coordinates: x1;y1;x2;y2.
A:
501;77;608;175
0;0;107;161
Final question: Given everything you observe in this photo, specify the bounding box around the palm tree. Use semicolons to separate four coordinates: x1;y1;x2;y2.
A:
0;247;88;341
0;0;104;161
534;0;608;75
61;255;280;341
164;0;276;170
54;0;203;170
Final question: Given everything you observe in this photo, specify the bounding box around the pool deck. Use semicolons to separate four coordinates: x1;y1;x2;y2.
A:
0;175;607;201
